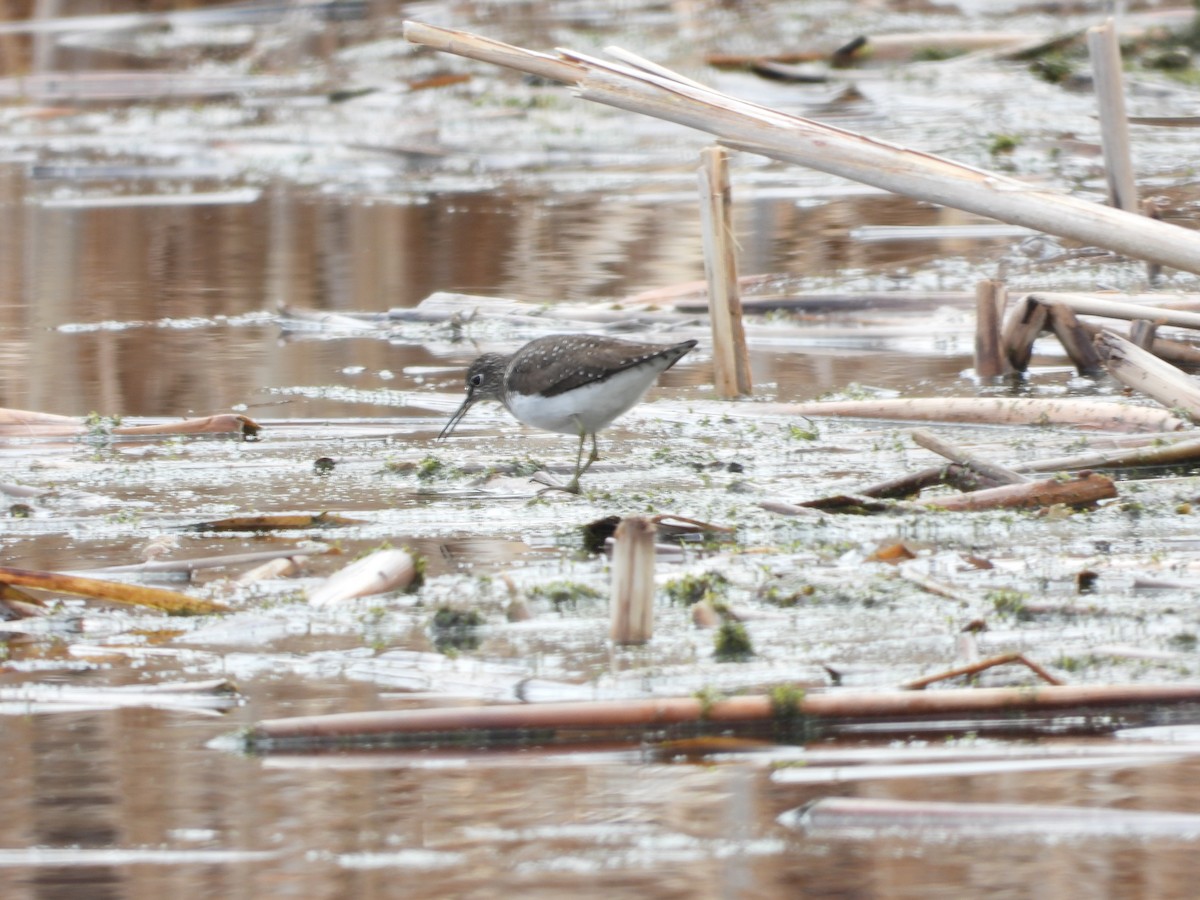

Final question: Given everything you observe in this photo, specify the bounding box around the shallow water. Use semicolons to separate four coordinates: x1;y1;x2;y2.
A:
5;1;1200;897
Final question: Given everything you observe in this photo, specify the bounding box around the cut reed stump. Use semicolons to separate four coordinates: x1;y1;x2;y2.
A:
699;146;752;398
973;279;1009;378
242;683;1200;751
610;516;656;644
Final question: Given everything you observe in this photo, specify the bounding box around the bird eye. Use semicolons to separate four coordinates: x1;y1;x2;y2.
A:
469;373;484;386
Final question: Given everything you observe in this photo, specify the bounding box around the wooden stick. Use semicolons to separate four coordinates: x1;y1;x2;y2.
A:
0;565;228;615
1017;434;1200;473
676;289;974;314
910;428;1029;484
941;465;1007;493
1095;330;1200;422
864;433;1200;497
0;409;259;438
1026;292;1200;329
649;513;736;534
403;21;1200;275
402;287;1200;333
793;797;1200;835
902;653;1065;690
80;546;327;576
738;397;1185;432
610;516;656;644
921;472;1116;512
1047;303;1104;376
113;414;261;437
974;279;1008;377
1077;319;1200;367
1001;294;1049;371
245;683;1200;748
672;289;1200;316
858;463;1001;499
1087;20;1139;213
698;147;752;398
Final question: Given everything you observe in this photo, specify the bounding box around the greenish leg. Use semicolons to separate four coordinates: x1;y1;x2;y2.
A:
562;427;590;494
547;423;596;495
576;433;599;477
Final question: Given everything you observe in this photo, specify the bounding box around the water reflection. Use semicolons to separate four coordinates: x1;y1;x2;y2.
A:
5;690;1200;898
29;715;122;900
0;161;1010;419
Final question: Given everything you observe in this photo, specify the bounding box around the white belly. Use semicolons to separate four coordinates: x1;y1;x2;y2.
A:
505;364;662;435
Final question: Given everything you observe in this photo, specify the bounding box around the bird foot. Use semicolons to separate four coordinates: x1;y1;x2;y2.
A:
530;470;581;495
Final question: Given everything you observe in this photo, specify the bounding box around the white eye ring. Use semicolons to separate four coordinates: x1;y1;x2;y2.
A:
470;373;484;386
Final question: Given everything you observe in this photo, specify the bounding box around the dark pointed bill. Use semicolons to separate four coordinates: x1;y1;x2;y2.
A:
437;393;476;440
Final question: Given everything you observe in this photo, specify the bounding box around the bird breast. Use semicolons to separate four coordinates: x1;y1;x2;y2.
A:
504;363;664;435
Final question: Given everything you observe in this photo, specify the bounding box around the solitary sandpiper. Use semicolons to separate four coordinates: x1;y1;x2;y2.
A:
438;334;698;493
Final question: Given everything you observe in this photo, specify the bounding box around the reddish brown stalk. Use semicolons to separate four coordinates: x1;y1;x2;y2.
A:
921;472;1116;512
0;566;227;615
902;653;1065;690
247;684;1200;749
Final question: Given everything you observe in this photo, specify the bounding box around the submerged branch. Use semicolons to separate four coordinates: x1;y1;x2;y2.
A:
243;683;1200;750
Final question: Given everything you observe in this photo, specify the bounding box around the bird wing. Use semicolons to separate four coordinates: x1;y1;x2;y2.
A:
508;336;691;398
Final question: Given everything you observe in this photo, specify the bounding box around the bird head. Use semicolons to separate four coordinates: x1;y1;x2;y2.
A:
437;353;507;439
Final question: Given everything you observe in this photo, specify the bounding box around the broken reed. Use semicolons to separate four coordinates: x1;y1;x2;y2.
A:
698;146;752;398
404;20;1200;275
610;516;656;644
